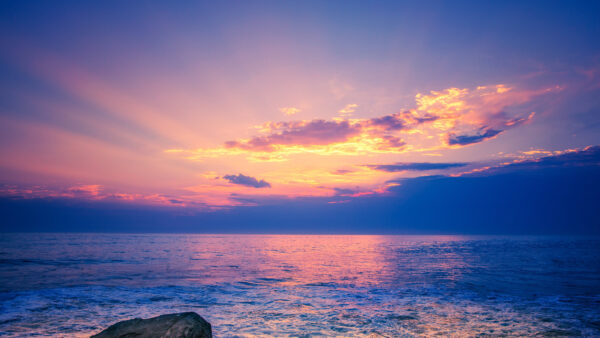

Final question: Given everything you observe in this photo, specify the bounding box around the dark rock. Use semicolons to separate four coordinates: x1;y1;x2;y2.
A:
91;312;212;338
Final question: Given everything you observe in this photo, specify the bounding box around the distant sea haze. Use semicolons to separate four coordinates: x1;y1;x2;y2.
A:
1;233;599;336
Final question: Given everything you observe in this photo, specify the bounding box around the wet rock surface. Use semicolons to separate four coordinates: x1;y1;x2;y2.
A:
91;312;212;338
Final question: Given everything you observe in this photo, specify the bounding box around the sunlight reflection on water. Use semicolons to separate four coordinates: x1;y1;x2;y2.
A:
0;234;599;336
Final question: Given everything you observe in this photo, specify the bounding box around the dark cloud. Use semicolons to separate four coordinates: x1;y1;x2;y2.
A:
367;111;438;131
223;174;271;188
447;113;534;146
367;162;468;172
447;128;502;146
368;114;406;130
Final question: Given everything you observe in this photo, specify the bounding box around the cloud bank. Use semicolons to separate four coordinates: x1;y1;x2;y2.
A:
3;146;598;234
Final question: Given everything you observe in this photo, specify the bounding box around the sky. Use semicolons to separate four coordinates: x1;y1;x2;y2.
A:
0;1;599;233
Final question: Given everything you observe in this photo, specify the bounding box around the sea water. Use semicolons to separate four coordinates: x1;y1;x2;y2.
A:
1;233;599;337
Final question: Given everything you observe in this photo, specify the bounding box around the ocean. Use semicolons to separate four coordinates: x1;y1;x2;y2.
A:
1;233;599;337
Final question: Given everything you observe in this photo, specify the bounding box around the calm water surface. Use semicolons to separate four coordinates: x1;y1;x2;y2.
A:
1;234;599;337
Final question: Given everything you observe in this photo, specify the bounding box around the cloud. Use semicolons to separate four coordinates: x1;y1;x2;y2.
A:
331;186;383;198
172;83;557;161
280;107;301;116
0;183;203;208
5;146;598;234
476;145;600;175
222;111;436;154
434;145;600;178
447;128;502;145
367;110;438;131
333;169;354;175
68;184;102;196
225;119;363;152
367;162;468;172
223;173;271;188
3;146;597;221
338;103;358;117
522;145;600;167
333;187;357;196
446;112;535;146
